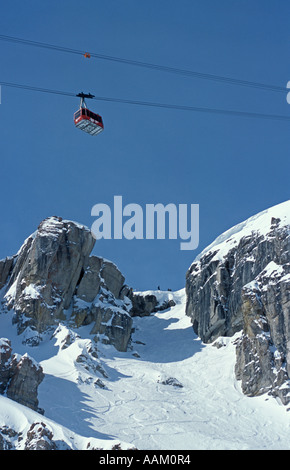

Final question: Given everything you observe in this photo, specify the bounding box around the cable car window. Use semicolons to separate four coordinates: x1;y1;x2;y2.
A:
91;113;101;123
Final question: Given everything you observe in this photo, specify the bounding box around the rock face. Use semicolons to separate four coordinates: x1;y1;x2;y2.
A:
0;216;179;354
76;256;125;303
5;217;95;333
0;215;138;425
0;338;44;412
24;422;60;450
235;260;290;404
186;201;290;404
7;353;44;413
0;426;20;450
0;257;14;290
1;216;180;355
130;292;176;317
72;255;132;352
2;216;133;352
0;422;70;450
0;338;13;394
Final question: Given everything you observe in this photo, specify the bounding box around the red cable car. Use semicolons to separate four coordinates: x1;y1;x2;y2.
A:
74;93;104;136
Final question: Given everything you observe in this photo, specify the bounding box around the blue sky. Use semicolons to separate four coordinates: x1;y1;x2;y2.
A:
0;0;289;291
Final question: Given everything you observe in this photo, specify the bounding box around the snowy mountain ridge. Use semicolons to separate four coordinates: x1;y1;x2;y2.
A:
0;201;290;450
194;199;290;264
186;199;290;406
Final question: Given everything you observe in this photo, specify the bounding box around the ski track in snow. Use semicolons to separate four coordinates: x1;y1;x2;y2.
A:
93;291;290;450
1;288;290;450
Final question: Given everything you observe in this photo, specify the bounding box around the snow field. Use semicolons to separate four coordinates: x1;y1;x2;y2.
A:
0;288;289;449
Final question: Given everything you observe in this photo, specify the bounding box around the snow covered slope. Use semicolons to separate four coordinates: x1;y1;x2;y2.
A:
1;289;289;450
194;199;290;263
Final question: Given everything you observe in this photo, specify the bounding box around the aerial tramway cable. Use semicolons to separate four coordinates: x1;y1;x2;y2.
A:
0;34;287;95
0;80;289;123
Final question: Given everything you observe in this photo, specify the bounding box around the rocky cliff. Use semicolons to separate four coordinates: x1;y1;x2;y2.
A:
0;338;44;412
0;215;175;421
0;215;175;353
1;216;133;352
186;201;290;404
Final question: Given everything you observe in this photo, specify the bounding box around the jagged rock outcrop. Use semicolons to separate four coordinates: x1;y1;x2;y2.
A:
235;260;290;404
0;338;13;394
0;426;19;450
0;338;44;411
1;216;133;352
5;216;95;334
1;216;178;354
130;292;176;317
0;422;71;450
88;293;133;353
72;255;132;352
7;354;44;413
75;256;125;303
24;422;63;450
186;201;290;404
